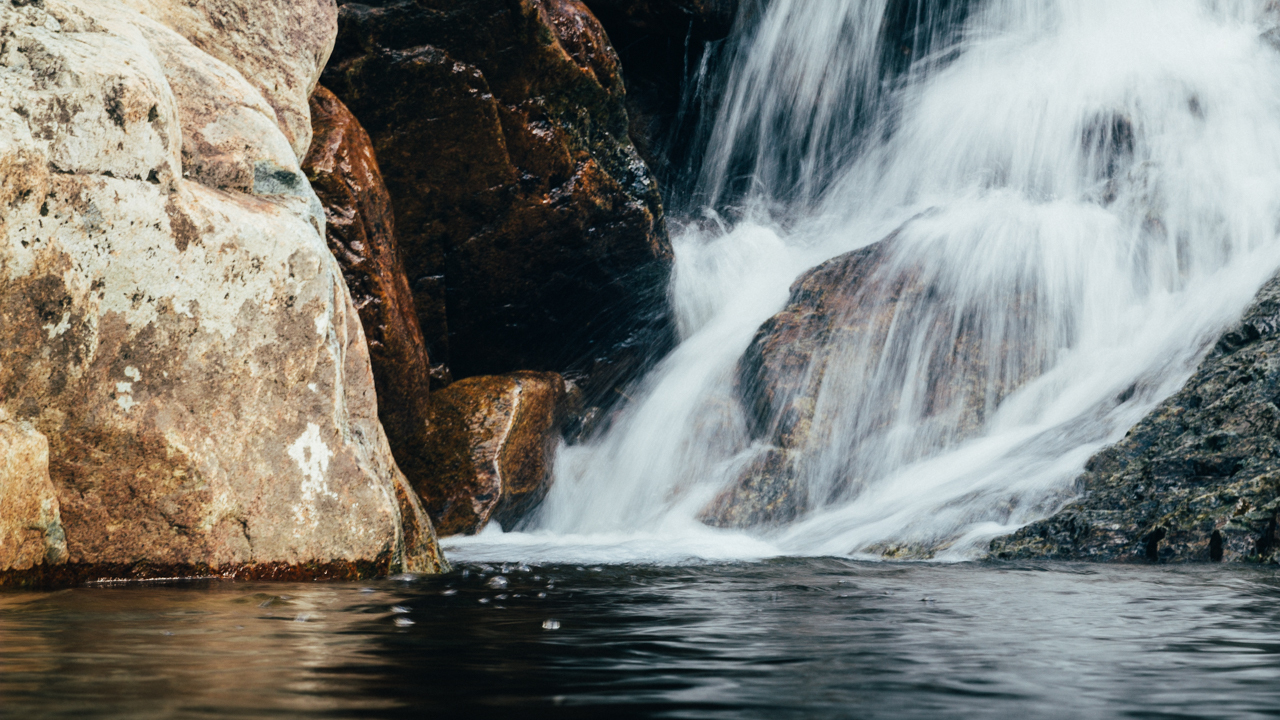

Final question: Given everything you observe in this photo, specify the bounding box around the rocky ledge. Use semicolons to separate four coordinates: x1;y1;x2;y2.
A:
990;272;1280;563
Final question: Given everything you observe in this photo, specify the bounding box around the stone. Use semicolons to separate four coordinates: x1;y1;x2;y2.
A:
323;0;675;407
0;415;66;572
990;272;1280;563
581;0;741;185
116;0;339;159
0;0;444;585
415;372;566;536
702;233;1039;529
302;85;435;498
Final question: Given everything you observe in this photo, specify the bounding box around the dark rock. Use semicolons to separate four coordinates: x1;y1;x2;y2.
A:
323;0;675;407
990;272;1280;563
414;371;567;536
302;85;436;491
581;0;741;183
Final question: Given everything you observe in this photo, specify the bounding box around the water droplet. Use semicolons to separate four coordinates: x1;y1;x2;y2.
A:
542;619;561;630
441;589;458;596
487;576;508;589
391;605;410;614
479;598;491;604
394;617;415;627
537;592;547;599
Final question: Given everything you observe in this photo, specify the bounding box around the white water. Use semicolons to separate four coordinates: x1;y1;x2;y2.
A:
447;0;1280;564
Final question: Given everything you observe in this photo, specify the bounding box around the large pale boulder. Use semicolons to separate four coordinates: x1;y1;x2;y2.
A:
116;0;338;159
0;0;444;583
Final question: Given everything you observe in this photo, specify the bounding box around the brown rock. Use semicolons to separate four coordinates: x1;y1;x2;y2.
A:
702;233;1040;528
416;372;566;536
323;0;675;404
0;416;67;572
302;85;436;493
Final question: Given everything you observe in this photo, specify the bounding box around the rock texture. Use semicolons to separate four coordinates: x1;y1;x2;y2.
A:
322;0;675;403
0;0;444;585
703;235;1038;529
0;414;66;572
415;372;566;536
302;85;436;495
990;273;1280;564
582;0;740;183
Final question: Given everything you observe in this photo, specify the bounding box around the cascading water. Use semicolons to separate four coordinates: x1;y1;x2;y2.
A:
447;0;1280;563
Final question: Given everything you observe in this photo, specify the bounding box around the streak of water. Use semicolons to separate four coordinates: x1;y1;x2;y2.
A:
450;0;1280;564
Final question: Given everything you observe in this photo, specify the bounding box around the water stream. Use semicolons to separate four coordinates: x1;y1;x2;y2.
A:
449;0;1280;564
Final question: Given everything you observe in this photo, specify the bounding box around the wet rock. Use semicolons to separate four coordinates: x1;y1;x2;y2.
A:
302;85;435;495
0;0;444;585
990;272;1280;563
703;234;1038;529
0;414;67;572
582;0;742;186
415;372;566;536
323;0;675;405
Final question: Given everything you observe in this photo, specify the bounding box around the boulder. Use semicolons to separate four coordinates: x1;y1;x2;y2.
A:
415;372;566;536
116;0;339;159
702;234;1038;528
0;414;66;573
990;273;1280;563
302;85;436;496
322;0;675;405
0;0;444;585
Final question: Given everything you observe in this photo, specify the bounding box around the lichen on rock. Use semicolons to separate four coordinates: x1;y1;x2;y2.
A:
0;0;445;585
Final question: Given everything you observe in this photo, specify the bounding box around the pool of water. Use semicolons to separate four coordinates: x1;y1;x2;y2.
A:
4;560;1280;719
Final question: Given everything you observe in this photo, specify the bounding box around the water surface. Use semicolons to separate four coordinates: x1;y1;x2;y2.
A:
4;561;1280;719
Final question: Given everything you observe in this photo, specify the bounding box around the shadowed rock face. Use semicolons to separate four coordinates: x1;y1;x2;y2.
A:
581;0;741;191
322;0;675;406
991;273;1280;564
415;372;566;536
703;234;1039;530
0;0;444;585
302;85;436;497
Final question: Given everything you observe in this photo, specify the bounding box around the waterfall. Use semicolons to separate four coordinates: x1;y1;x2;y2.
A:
447;0;1280;563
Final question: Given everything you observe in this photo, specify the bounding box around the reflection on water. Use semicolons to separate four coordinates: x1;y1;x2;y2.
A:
4;561;1280;719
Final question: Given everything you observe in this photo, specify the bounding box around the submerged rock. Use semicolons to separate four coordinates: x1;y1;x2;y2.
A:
415;372;566;536
0;0;444;585
302;85;436;495
990;273;1280;564
703;234;1038;529
323;0;675;405
0;414;66;572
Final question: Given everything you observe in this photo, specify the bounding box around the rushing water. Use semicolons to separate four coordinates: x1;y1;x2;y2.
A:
6;562;1280;719
452;0;1280;563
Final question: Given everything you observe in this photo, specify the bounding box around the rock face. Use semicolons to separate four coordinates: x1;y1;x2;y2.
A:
990;273;1280;564
415;372;566;536
0;0;445;584
582;0;740;185
302;85;436;495
703;236;1038;529
322;0;675;403
0;414;66;572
